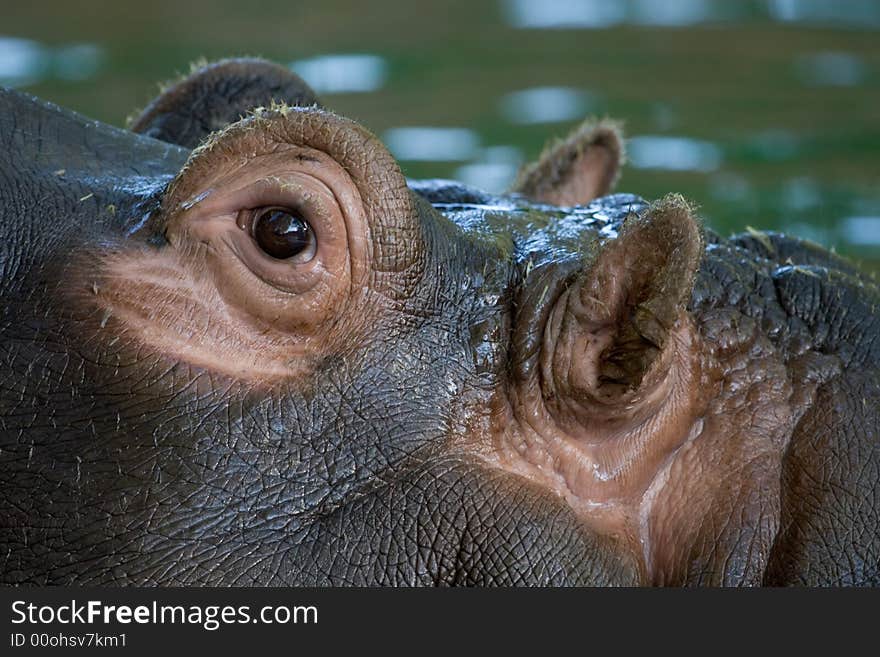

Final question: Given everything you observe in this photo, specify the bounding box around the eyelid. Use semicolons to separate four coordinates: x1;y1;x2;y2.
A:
232;180;309;213
235;203;308;232
235;208;255;232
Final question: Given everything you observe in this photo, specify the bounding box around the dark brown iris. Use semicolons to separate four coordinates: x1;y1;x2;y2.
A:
252;207;314;260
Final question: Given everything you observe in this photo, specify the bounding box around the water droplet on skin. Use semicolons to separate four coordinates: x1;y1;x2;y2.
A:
127;210;154;236
600;224;618;238
181;190;211;210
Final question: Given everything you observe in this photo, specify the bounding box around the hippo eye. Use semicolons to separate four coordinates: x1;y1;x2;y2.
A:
250;206;316;261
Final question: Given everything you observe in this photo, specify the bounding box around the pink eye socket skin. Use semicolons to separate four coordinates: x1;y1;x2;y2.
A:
83;106;422;387
161;146;373;335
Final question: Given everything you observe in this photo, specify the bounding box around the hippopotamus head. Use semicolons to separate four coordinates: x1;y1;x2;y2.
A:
2;59;878;586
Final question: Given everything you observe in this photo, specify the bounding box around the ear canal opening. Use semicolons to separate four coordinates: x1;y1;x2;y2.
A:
552;196;703;406
596;283;666;396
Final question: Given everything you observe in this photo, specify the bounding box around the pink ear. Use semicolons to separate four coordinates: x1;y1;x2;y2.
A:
512;119;624;206
545;196;703;412
488;197;712;575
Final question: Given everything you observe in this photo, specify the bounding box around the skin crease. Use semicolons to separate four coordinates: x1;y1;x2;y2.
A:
1;59;878;586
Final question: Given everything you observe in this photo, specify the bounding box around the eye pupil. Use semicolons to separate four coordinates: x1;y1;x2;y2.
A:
252;208;314;260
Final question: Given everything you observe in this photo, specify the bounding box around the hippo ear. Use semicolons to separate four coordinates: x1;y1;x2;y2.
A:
511;119;624;207
128;58;322;149
539;196;703;426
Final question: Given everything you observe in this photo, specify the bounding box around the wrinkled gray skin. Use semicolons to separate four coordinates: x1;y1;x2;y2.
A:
1;61;878;586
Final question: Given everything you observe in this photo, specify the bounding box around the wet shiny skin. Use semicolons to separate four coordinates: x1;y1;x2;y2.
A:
1;75;878;585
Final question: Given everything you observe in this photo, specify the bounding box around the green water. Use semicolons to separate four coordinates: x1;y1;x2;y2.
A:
3;0;879;272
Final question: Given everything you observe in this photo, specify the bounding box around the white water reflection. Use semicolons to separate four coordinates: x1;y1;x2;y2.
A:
456;163;519;193
504;0;626;28
504;0;880;29
0;37;103;87
796;52;866;87
627;135;722;172
384;127;480;161
767;0;880;28
842;216;880;246
0;37;49;87
503;0;736;29
455;145;524;193
290;54;386;94
500;86;595;124
630;0;718;26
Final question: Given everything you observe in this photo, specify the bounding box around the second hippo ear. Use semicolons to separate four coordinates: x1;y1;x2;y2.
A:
129;58;322;149
512;119;624;207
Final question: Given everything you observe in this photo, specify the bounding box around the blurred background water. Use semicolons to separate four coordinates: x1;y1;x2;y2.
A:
2;0;878;271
